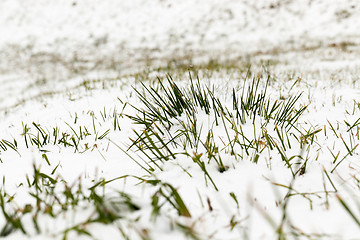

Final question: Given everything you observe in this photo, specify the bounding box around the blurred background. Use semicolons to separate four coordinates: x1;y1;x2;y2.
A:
1;0;360;109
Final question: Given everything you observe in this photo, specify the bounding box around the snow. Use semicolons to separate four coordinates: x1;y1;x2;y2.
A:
1;0;360;239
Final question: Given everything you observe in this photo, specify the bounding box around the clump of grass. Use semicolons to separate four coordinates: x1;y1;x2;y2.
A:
18;104;124;156
150;181;192;218
126;71;308;187
0;162;196;239
0;138;19;162
0;165;141;239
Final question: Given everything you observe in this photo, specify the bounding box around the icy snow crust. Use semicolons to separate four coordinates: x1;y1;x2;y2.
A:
1;0;360;239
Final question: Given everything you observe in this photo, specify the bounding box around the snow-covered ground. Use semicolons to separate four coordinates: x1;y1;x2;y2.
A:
1;1;360;239
1;0;360;110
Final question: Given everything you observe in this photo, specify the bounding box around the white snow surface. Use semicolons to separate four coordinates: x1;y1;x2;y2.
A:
1;1;360;240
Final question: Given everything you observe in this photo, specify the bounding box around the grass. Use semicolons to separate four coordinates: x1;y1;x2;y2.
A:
0;165;144;239
0;64;360;239
127;72;309;179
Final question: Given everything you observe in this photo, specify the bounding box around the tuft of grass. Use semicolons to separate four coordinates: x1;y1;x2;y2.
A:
126;71;308;186
0;165;141;239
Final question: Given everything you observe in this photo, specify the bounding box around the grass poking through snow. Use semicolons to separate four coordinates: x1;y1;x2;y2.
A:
0;66;360;239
